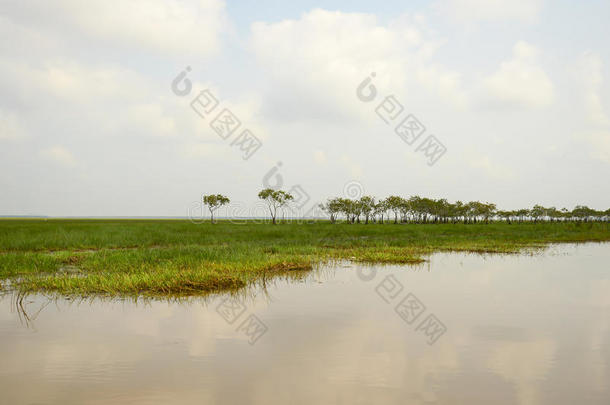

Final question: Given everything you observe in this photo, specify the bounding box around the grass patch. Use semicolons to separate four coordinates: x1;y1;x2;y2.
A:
1;219;608;297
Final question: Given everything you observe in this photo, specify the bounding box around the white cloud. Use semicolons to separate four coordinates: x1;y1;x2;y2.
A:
314;150;327;165
482;41;554;108
127;104;177;137
0;60;145;104
437;0;544;23
183;143;228;159
0;58;220;140
573;52;610;163
416;64;468;108
40;146;77;168
340;155;363;179
576;52;609;126
249;9;467;124
468;155;514;180
0;110;25;140
3;0;227;57
584;130;610;163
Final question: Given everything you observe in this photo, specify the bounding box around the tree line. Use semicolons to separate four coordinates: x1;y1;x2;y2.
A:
202;190;610;224
319;197;609;224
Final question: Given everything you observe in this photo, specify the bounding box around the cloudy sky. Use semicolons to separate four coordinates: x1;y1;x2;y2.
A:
1;0;609;217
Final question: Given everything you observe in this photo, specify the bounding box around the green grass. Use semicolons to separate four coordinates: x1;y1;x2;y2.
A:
1;219;608;297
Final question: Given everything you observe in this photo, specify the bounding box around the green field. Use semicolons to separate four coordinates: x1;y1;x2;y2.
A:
1;219;608;297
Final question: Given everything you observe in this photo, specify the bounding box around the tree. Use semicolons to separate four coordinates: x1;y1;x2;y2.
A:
482;202;497;224
202;194;230;224
530;205;546;223
385;196;405;224
515;208;529;223
453;201;466;224
408;196;423;223
258;188;294;224
352;199;363;223
546;207;560;222
572;205;594;222
320;198;343;223
374;199;388;224
359;196;375;224
419;198;435;223
497;210;513;224
334;198;353;223
433;198;450;223
399;198;412;223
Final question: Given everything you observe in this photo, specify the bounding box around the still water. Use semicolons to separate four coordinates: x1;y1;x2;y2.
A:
1;243;609;405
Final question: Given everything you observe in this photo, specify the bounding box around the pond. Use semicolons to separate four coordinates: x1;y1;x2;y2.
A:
1;243;609;404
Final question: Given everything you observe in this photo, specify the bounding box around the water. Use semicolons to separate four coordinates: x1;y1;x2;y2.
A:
1;243;609;404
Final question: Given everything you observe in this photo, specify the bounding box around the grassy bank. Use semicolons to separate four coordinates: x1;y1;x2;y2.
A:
1;219;608;297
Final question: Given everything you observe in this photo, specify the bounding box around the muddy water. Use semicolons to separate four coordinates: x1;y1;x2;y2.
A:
1;243;609;404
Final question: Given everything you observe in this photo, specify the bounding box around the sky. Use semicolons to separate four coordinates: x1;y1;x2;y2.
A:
0;0;609;217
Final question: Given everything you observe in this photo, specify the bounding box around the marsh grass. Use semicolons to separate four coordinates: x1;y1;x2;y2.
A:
1;219;608;297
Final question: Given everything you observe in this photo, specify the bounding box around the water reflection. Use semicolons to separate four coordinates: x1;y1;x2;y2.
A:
1;243;609;404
